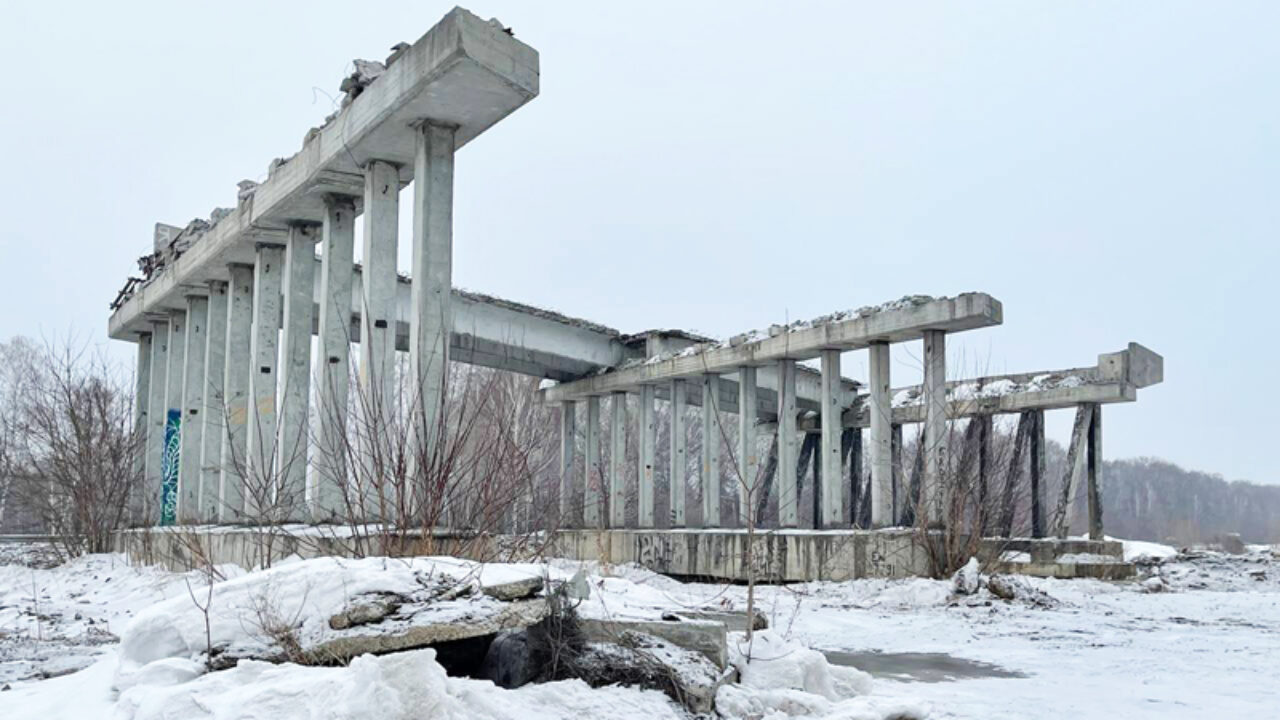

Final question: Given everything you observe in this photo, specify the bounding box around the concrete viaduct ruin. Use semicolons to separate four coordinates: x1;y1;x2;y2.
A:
108;8;1162;580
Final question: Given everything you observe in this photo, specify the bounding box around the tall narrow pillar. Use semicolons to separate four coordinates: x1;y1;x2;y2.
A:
131;333;152;523
178;296;208;524
922;330;947;525
1030;409;1046;538
776;359;798;527
638;384;656;528
819;350;842;528
609;392;627;528
1087;404;1104;540
700;374;721;528
409;122;455;461
245;243;284;519
313;196;356;521
868;342;892;526
199;281;228;523
736;367;758;527
891;423;903;524
361;160;400;450
559;401;576;525
219;264;254;522
160;310;186;526
146;320;168;524
278;224;317;521
669;379;687;527
584;396;603;528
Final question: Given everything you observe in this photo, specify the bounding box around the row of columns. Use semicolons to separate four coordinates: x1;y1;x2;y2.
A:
134;122;458;526
556;336;946;530
556;338;1104;537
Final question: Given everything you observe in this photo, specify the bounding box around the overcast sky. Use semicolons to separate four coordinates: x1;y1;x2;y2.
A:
1;1;1275;484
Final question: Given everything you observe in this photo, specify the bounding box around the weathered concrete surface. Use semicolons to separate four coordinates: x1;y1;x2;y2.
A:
578;617;728;668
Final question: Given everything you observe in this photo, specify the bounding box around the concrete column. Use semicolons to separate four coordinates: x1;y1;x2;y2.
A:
891;423;903;524
736;367;758;527
638;384;656;528
245;243;284;519
776;359;798;528
178;296;208;524
700;374;721;528
559;401;576;525
314;196;356;521
1087;404;1103;541
146;321;169;524
1030;409;1045;538
819;350;842;528
360;160;400;448
160;310;186;526
868;342;892;527
131;333;152;524
609;391;627;528
669;379;687;527
584;396;603;528
409;122;455;461
922;330;947;526
199;282;228;523
219;264;254;522
278;224;317;521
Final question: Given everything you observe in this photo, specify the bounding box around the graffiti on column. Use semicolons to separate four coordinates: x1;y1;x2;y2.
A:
160;408;181;525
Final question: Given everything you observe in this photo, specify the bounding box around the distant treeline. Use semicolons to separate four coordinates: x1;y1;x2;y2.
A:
1093;457;1280;546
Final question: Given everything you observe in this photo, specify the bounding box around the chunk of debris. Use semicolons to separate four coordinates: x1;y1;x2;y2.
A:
988;574;1059;607
482;576;543;602
487;18;514;36
1139;576;1169;594
570;631;728;714
327;592;404;630
339;59;386;103
952;557;982;595
385;41;410;68
236;180;258;203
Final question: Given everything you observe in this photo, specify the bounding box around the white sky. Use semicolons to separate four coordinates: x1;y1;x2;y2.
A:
1;1;1275;484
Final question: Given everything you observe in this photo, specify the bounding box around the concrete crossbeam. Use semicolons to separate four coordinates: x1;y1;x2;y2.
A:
108;8;537;341
540;294;1001;403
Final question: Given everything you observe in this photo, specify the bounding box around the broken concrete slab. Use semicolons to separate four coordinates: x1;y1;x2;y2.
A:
571;632;731;715
578;616;727;669
482;576;543;601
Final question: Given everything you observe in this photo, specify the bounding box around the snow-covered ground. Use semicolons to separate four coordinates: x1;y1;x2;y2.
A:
2;540;1277;719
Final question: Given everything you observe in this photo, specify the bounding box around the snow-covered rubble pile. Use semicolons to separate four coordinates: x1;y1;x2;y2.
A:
717;630;926;720
115;556;555;690
893;372;1088;408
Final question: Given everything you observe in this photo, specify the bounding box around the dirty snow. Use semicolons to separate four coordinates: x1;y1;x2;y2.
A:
4;542;1278;719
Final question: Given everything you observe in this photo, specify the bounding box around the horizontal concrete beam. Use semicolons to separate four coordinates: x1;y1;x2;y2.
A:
109;7;537;341
540;294;1002;403
793;343;1161;430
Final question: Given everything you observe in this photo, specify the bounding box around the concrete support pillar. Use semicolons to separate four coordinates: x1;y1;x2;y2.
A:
245;244;284;519
219;264;254;522
160;311;186;526
922;329;947;526
638;384;656;528
360;160;400;449
1030;409;1046;538
1087;404;1103;541
736;366;758;527
313;196;356;521
178;296;208;524
1056;403;1094;538
609;391;627;528
278;224;317;521
669;379;687;527
819;350;842;528
891;423;903;524
700;374;721;528
584;396;603;528
131;333;152;523
146;321;169;523
559;401;576;525
199;282;227;523
409;122;455;463
868;342;892;527
776;359;798;527
977;414;992;534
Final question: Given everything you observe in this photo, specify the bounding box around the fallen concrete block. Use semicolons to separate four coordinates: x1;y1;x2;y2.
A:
578;616;727;668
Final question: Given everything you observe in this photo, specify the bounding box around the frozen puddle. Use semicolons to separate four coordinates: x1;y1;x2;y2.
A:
822;650;1026;683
